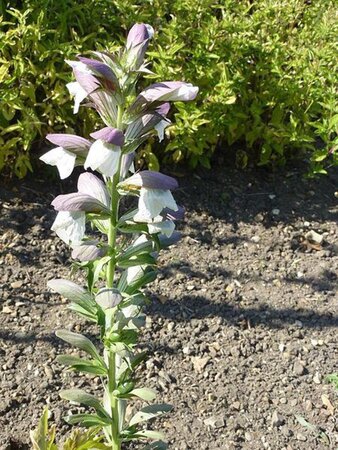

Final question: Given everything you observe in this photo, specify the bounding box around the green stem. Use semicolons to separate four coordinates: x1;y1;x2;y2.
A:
106;104;124;450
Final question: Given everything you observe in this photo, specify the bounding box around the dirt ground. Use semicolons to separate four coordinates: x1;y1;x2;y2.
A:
0;165;337;450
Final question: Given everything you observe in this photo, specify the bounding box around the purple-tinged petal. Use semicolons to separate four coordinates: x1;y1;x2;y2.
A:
46;134;91;152
162;206;185;221
89;91;119;127
73;68;100;94
78;57;118;86
156;102;170;117
52;193;108;213
120;170;178;190
126;23;154;49
90;127;125;146
120;152;135;178
131;82;198;111
77;173;110;208
71;243;107;262
125;112;169;141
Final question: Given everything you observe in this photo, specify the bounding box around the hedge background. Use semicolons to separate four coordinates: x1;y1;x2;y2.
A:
0;0;337;177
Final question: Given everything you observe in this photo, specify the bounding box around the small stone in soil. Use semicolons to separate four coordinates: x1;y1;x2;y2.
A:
271;410;285;427
203;415;225;429
293;360;306;376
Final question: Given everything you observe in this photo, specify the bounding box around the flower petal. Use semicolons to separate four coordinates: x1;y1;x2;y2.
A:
89;90;119;127
126;23;154;49
135;188;178;220
162;206;185;221
120;152;135;178
66;81;87;114
71;242;107;261
120;170;178;190
73;68;100;94
40;147;76;179
77;57;119;87
154;119;170;142
77;172;110;208
148;220;175;237
84;140;121;177
90;127;124;146
131;82;198;111
46;134;91;152
52;192;108;212
51;211;85;245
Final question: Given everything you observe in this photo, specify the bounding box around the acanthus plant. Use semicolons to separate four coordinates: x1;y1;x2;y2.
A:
34;23;198;450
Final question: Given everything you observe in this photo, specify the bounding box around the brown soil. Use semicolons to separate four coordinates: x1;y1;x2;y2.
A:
0;166;337;450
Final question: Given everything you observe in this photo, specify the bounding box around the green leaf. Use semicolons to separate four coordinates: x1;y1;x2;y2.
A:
135;430;165;440
117;254;156;269
129;404;172;426
65;413;111;428
60;389;107;416
118;240;153;262
56;354;107;375
325;373;338;390
63;427;111;450
295;414;318;433
47;279;94;305
30;408;57;450
129;388;157;401
118;267;157;294
68;302;98;322
55;330;102;363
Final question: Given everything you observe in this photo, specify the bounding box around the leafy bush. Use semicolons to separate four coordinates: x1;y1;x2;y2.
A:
1;0;337;177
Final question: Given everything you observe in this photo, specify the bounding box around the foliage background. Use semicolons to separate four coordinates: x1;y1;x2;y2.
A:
0;0;337;178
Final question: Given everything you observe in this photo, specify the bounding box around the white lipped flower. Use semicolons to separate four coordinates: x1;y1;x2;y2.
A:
134;188;178;221
84;139;121;177
147;217;176;237
40;147;76;179
51;173;111;245
66;81;88;114
84;127;125;178
51;211;86;246
40;134;91;179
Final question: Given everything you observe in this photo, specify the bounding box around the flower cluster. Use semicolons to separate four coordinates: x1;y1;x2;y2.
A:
38;23;198;450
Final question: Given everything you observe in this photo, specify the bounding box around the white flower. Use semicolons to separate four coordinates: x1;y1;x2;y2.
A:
40;147;76;179
84;139;121;177
154;119;170;142
134;188;178;221
51;211;85;245
66;81;87;114
148;219;175;237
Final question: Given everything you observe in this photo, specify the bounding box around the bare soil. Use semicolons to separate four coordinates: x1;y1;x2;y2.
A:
0;166;337;450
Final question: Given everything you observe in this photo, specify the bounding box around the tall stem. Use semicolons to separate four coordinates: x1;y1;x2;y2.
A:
106;104;124;450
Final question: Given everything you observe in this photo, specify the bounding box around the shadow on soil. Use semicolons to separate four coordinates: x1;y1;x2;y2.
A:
146;293;338;330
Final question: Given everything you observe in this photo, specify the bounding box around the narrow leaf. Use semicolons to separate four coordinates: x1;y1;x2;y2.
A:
130;388;157;401
60;389;107;416
65;413;111;427
47;279;94;305
56;330;102;362
56;355;107;375
129;404;172;426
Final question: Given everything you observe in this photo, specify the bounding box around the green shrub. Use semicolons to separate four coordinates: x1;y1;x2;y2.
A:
1;0;337;177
